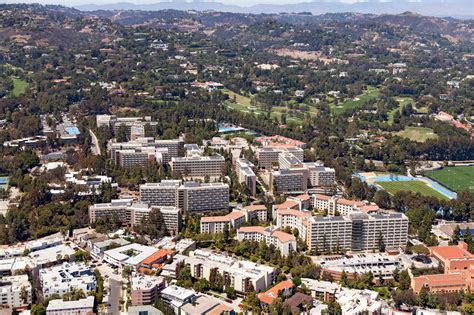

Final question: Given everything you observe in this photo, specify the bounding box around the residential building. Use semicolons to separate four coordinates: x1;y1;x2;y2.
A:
140;181;229;213
200;206;268;234
256;147;304;169
178;182;229;213
89;199;182;234
0;275;32;309
169;155;225;177
131;274;165;306
304;163;336;187
140;181;182;207
128;305;163;315
301;279;383;315
238;204;268;222
109;137;184;164
313;194;367;216
275;208;312;238
305;212;408;253
103;243;159;269
176;249;275;294
235;158;257;196
237;226;297;256
46;296;95;315
39;262;96;299
257;280;294;305
160;285;196;314
180;295;232;315
269;168;308;194
116;147;169;167
140;249;174;270
3;136;47;150
254;135;306;149
200;211;246;234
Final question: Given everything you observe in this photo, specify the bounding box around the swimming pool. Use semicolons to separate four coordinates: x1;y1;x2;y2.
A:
65;127;80;135
0;177;8;190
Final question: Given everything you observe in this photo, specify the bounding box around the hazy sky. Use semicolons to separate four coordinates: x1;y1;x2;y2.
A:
2;0;359;7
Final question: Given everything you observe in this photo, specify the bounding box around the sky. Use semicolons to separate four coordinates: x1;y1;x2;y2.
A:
2;0;360;7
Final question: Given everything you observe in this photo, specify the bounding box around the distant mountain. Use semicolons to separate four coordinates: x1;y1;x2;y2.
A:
75;0;474;19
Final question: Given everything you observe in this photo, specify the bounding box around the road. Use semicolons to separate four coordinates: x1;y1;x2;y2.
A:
108;279;121;315
89;129;101;155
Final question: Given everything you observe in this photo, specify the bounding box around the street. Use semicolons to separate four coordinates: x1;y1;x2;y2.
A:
108;279;121;315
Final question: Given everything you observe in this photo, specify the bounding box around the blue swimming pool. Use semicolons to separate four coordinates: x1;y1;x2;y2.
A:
0;177;8;190
65;127;80;135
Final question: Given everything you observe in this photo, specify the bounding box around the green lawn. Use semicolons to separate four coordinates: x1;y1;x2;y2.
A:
426;166;474;193
331;86;380;115
387;97;414;124
395;126;438;142
223;89;314;124
376;180;449;200
11;78;28;96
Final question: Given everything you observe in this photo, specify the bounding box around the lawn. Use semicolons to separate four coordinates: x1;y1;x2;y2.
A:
387;97;414;124
426;166;474;193
376;180;449;200
395;126;438;142
331;86;380;115
11;78;28;96
223;89;314;124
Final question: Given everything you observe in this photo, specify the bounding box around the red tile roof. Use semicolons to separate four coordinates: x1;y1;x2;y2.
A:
258;280;294;305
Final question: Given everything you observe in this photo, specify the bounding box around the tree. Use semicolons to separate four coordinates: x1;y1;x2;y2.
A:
225;287;236;299
398;269;411;290
322;300;342;315
138;208;167;240
20;286;29;305
340;270;348;286
418;286;430;307
374;190;391;209
377;231;386;252
451;225;461;245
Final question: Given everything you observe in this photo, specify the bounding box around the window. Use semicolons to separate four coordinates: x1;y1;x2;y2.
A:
138;312;149;315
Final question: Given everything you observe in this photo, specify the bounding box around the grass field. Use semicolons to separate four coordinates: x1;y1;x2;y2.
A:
376;180;449;200
223;89;317;124
331;86;380;115
395;126;438;142
387;97;414;124
11;78;28;96
426;166;474;193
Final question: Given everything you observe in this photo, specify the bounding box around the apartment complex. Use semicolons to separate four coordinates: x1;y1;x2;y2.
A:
200;211;246;234
270;168;308;194
200;205;268;234
237;226;297;256
140;181;229;213
140;180;182;207
88;199;182;235
272;198;408;253
131;274;165;306
314;194;367;216
235;158;257;196
304;163;336;187
256;147;304;169
0;275;32;309
46;296;95;315
169;155;225;177
39;262;96;298
97;115;159;139
109;137;184;166
176;249;275;294
305;212;409;253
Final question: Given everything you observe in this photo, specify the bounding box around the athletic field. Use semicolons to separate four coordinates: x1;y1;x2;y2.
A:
426;166;474;193
376;180;449;200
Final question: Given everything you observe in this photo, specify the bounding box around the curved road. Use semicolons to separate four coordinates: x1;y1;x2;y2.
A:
89;129;101;156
